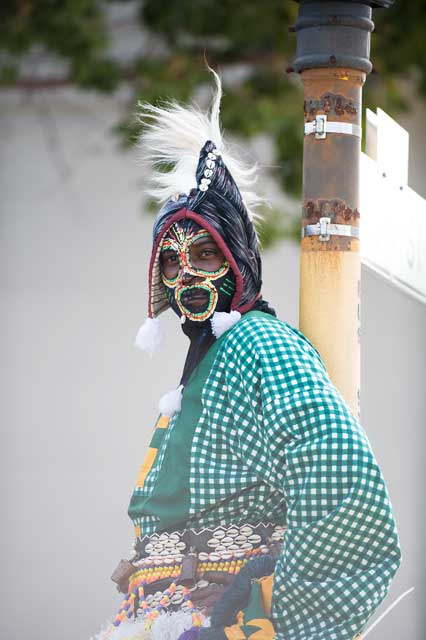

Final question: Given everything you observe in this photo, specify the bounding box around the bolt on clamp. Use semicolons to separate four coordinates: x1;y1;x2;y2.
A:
304;114;362;139
301;216;360;242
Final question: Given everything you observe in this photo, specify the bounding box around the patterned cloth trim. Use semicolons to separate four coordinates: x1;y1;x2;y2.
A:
134;521;284;562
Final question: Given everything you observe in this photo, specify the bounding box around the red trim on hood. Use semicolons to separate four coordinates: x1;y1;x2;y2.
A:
148;207;257;317
238;292;261;314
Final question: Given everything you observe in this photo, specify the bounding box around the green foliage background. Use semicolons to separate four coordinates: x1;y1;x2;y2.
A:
1;0;424;244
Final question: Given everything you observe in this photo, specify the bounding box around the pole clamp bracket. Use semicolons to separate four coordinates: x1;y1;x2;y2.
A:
304;115;362;139
302;216;360;242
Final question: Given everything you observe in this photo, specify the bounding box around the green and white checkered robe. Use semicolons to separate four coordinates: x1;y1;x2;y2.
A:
129;311;401;639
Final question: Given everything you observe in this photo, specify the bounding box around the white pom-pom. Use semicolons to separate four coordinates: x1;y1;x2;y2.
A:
158;385;183;417
211;310;241;338
134;317;163;356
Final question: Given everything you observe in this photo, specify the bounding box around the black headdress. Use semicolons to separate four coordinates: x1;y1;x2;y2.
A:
134;70;274;372
150;140;263;317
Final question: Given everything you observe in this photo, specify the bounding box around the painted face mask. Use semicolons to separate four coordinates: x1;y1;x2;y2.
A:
160;219;236;322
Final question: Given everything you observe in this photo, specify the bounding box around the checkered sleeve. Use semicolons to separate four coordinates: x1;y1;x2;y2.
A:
223;317;402;640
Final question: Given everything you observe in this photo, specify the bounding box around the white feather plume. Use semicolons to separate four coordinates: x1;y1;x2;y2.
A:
90;610;198;640
137;68;264;221
151;610;194;640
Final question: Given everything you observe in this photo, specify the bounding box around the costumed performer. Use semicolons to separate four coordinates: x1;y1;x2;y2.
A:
93;70;401;640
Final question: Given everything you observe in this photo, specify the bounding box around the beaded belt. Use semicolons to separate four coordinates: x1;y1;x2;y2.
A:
111;522;286;630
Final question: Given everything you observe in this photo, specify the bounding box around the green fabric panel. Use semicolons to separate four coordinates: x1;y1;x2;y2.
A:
136;344;219;530
150;426;167;449
243;580;267;621
128;311;271;531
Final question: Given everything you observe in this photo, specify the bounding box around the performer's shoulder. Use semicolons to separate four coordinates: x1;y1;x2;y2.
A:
225;311;322;362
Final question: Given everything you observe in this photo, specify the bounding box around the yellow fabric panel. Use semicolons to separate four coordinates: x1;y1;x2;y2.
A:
134;524;141;538
224;623;246;640
156;415;170;429
245;618;275;639
258;573;274;617
135;447;158;488
224;617;275;640
236;611;244;626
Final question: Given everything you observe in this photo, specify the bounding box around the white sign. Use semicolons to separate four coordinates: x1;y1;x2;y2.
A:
360;108;426;304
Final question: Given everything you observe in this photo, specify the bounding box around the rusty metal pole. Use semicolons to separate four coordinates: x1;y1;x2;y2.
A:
292;0;393;418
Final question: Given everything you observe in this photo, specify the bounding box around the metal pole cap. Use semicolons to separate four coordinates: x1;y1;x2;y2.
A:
291;0;393;74
294;1;393;7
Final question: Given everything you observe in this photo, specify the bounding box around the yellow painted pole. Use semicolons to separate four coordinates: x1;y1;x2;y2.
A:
290;0;393;418
299;67;365;418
